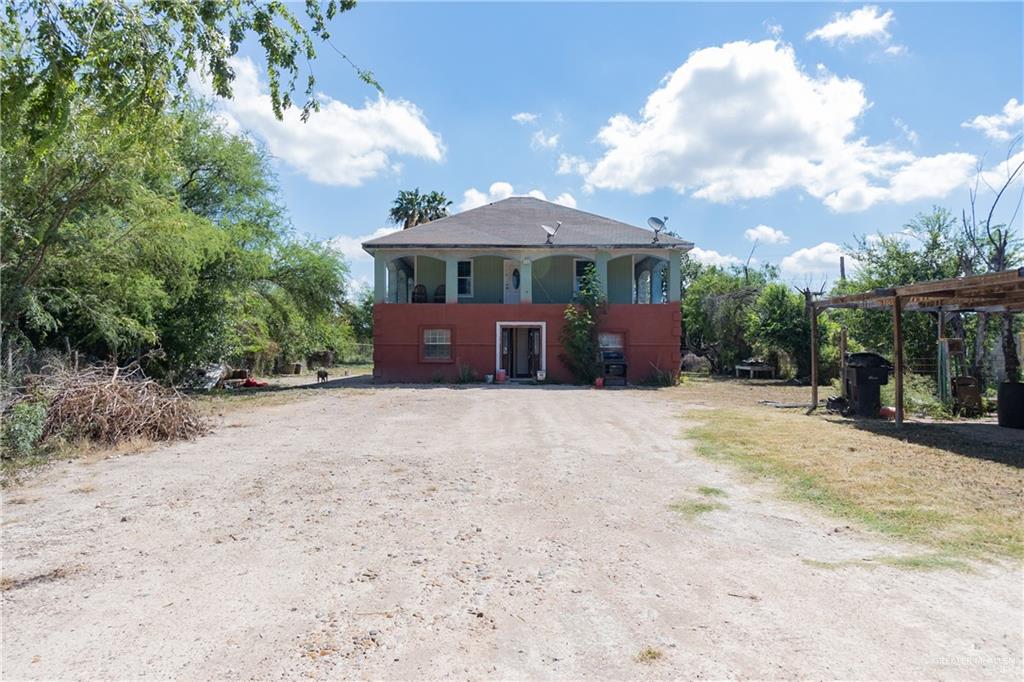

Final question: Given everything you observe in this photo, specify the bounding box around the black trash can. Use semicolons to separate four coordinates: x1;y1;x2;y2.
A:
997;382;1024;429
843;352;893;417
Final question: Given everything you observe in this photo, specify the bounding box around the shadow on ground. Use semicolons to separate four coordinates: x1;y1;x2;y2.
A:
847;419;1023;468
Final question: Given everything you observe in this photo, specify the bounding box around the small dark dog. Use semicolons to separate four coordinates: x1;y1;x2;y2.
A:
316;369;329;383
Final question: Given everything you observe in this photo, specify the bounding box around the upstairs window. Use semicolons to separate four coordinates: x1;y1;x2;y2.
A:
637;270;652;304
422;328;452;361
574;259;594;294
457;260;473;296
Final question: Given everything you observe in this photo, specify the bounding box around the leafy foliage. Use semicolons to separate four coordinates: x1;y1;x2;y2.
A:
836;208;965;363
681;263;776;373
388;188;453;230
1;401;47;458
559;263;604;383
746;283;837;381
1;95;353;379
2;0;375;141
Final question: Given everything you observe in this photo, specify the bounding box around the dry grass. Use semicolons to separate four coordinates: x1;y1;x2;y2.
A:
43;364;208;445
675;378;1024;561
668;500;727;519
635;646;664;663
0;565;82;592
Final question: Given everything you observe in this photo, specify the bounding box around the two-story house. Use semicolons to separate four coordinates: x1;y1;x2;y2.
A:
362;196;692;383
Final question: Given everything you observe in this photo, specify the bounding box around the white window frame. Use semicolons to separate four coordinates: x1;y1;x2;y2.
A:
599;332;625;350
457;259;473;297
494;321;547;375
573;258;594;294
422;328;452;361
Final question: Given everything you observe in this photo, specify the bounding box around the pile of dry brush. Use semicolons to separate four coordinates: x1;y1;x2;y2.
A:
39;364;208;445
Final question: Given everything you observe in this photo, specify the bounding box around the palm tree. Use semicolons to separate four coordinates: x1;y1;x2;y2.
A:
422;191;453;223
388;188;451;229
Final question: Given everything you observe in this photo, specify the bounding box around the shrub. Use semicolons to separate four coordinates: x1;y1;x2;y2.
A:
560;263;605;383
456;363;477;384
2;401;47;458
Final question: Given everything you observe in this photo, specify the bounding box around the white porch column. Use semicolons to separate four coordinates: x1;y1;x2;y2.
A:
386;261;398;303
595;250;610;301
652;264;665;304
373;254;387;304
668;250;682;303
444;256;458;303
521;258;533;303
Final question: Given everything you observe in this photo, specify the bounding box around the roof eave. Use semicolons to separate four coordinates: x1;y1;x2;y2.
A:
362;241;694;251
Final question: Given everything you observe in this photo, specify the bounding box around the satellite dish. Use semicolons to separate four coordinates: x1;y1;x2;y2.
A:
541;220;562;244
648;216;668;243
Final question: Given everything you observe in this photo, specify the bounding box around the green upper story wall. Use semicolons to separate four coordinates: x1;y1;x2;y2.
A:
531;256;575;304
608;255;633;304
408;253;659;304
466;256;504;303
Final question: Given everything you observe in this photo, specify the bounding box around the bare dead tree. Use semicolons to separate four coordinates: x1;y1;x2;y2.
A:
961;135;1024;384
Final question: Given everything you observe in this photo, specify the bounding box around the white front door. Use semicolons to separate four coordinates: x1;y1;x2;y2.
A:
503;260;521;304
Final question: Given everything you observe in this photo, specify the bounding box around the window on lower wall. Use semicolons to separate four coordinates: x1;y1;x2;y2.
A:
599;332;624;350
422;328;452;361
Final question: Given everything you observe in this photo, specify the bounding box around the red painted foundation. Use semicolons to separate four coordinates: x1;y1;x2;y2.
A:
373;303;681;384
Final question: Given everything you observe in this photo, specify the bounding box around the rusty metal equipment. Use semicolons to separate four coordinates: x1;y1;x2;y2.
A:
600;349;627;386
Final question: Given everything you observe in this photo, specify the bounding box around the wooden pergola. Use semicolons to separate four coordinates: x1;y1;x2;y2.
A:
809;268;1024;426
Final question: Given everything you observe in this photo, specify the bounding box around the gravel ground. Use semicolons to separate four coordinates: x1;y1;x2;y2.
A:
2;385;1021;679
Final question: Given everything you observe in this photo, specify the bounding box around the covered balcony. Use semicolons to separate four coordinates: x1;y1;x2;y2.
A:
373;250;682;305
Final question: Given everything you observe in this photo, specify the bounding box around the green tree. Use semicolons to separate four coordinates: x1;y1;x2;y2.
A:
838;207;965;364
746;283;837;381
345;287;375;345
681;266;772;373
559;263;604;383
2;96;350;379
2;0;377;142
388;188;452;229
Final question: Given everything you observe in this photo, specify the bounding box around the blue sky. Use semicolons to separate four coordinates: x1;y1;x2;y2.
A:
210;2;1024;291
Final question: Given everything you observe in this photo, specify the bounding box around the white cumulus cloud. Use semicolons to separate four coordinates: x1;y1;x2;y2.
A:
557;153;591;176
780;242;855;279
576;40;975;212
325;226;400;264
512;112;539;124
962;98;1024;141
690;247;741;268
459;182;577;211
744;224;789;244
807;5;893;44
531;130;560;150
199;57;444;187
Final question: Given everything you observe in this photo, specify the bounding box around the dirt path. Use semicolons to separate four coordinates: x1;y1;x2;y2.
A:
2;387;1021;679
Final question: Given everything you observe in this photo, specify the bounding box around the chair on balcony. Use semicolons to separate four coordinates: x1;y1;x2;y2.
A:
433;284;446;303
411;284;427;303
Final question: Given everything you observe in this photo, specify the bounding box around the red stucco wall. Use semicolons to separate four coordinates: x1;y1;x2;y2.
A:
372;303;681;384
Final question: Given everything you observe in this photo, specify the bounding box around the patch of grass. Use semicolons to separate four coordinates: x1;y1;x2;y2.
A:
635;646;664;663
802;554;972;573
668;500;727;519
687;406;1024;561
801;558;845;570
874;553;972;572
697;485;727;497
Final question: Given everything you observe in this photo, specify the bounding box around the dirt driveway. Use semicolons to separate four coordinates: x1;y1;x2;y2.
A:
2;386;1021;679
